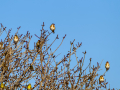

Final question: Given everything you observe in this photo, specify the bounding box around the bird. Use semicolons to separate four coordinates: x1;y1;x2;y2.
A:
14;35;19;44
50;23;55;33
29;64;34;71
36;40;40;48
27;84;31;90
105;61;110;71
36;40;41;52
1;82;4;89
0;42;3;50
99;75;104;84
14;35;19;48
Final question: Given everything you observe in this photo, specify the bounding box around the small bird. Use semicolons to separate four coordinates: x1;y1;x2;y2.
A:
50;23;55;33
36;40;40;48
14;35;19;48
36;40;41;52
105;61;110;71
0;42;3;50
29;64;34;71
14;35;19;44
1;82;4;88
27;84;31;90
99;75;104;84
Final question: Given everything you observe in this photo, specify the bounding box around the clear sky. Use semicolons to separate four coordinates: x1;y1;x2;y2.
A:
0;0;120;89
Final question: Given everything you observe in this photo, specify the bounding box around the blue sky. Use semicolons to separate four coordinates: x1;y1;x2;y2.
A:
0;0;120;89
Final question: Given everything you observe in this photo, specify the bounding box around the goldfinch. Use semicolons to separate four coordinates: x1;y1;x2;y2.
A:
36;40;40;48
50;23;55;33
1;82;4;88
14;35;19;48
30;64;34;71
0;42;3;50
27;84;31;90
14;35;19;44
36;40;41;52
105;61;110;71
99;75;104;84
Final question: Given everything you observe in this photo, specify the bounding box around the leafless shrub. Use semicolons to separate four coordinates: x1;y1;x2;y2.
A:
0;22;116;90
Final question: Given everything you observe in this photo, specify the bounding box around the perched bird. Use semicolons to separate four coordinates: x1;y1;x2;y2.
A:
36;40;41;52
14;35;19;44
0;42;3;50
105;61;110;71
29;64;34;71
1;82;4;89
14;35;19;48
50;23;55;33
36;40;40;48
27;84;31;90
99;75;104;84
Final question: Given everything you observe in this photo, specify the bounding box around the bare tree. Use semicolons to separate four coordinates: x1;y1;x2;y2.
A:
0;22;116;90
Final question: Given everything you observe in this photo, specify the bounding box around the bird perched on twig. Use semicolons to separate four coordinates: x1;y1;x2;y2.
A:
27;84;31;90
105;61;110;71
99;75;104;84
0;42;3;50
36;40;41;52
50;23;55;33
29;64;34;71
14;35;19;48
1;82;5;89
